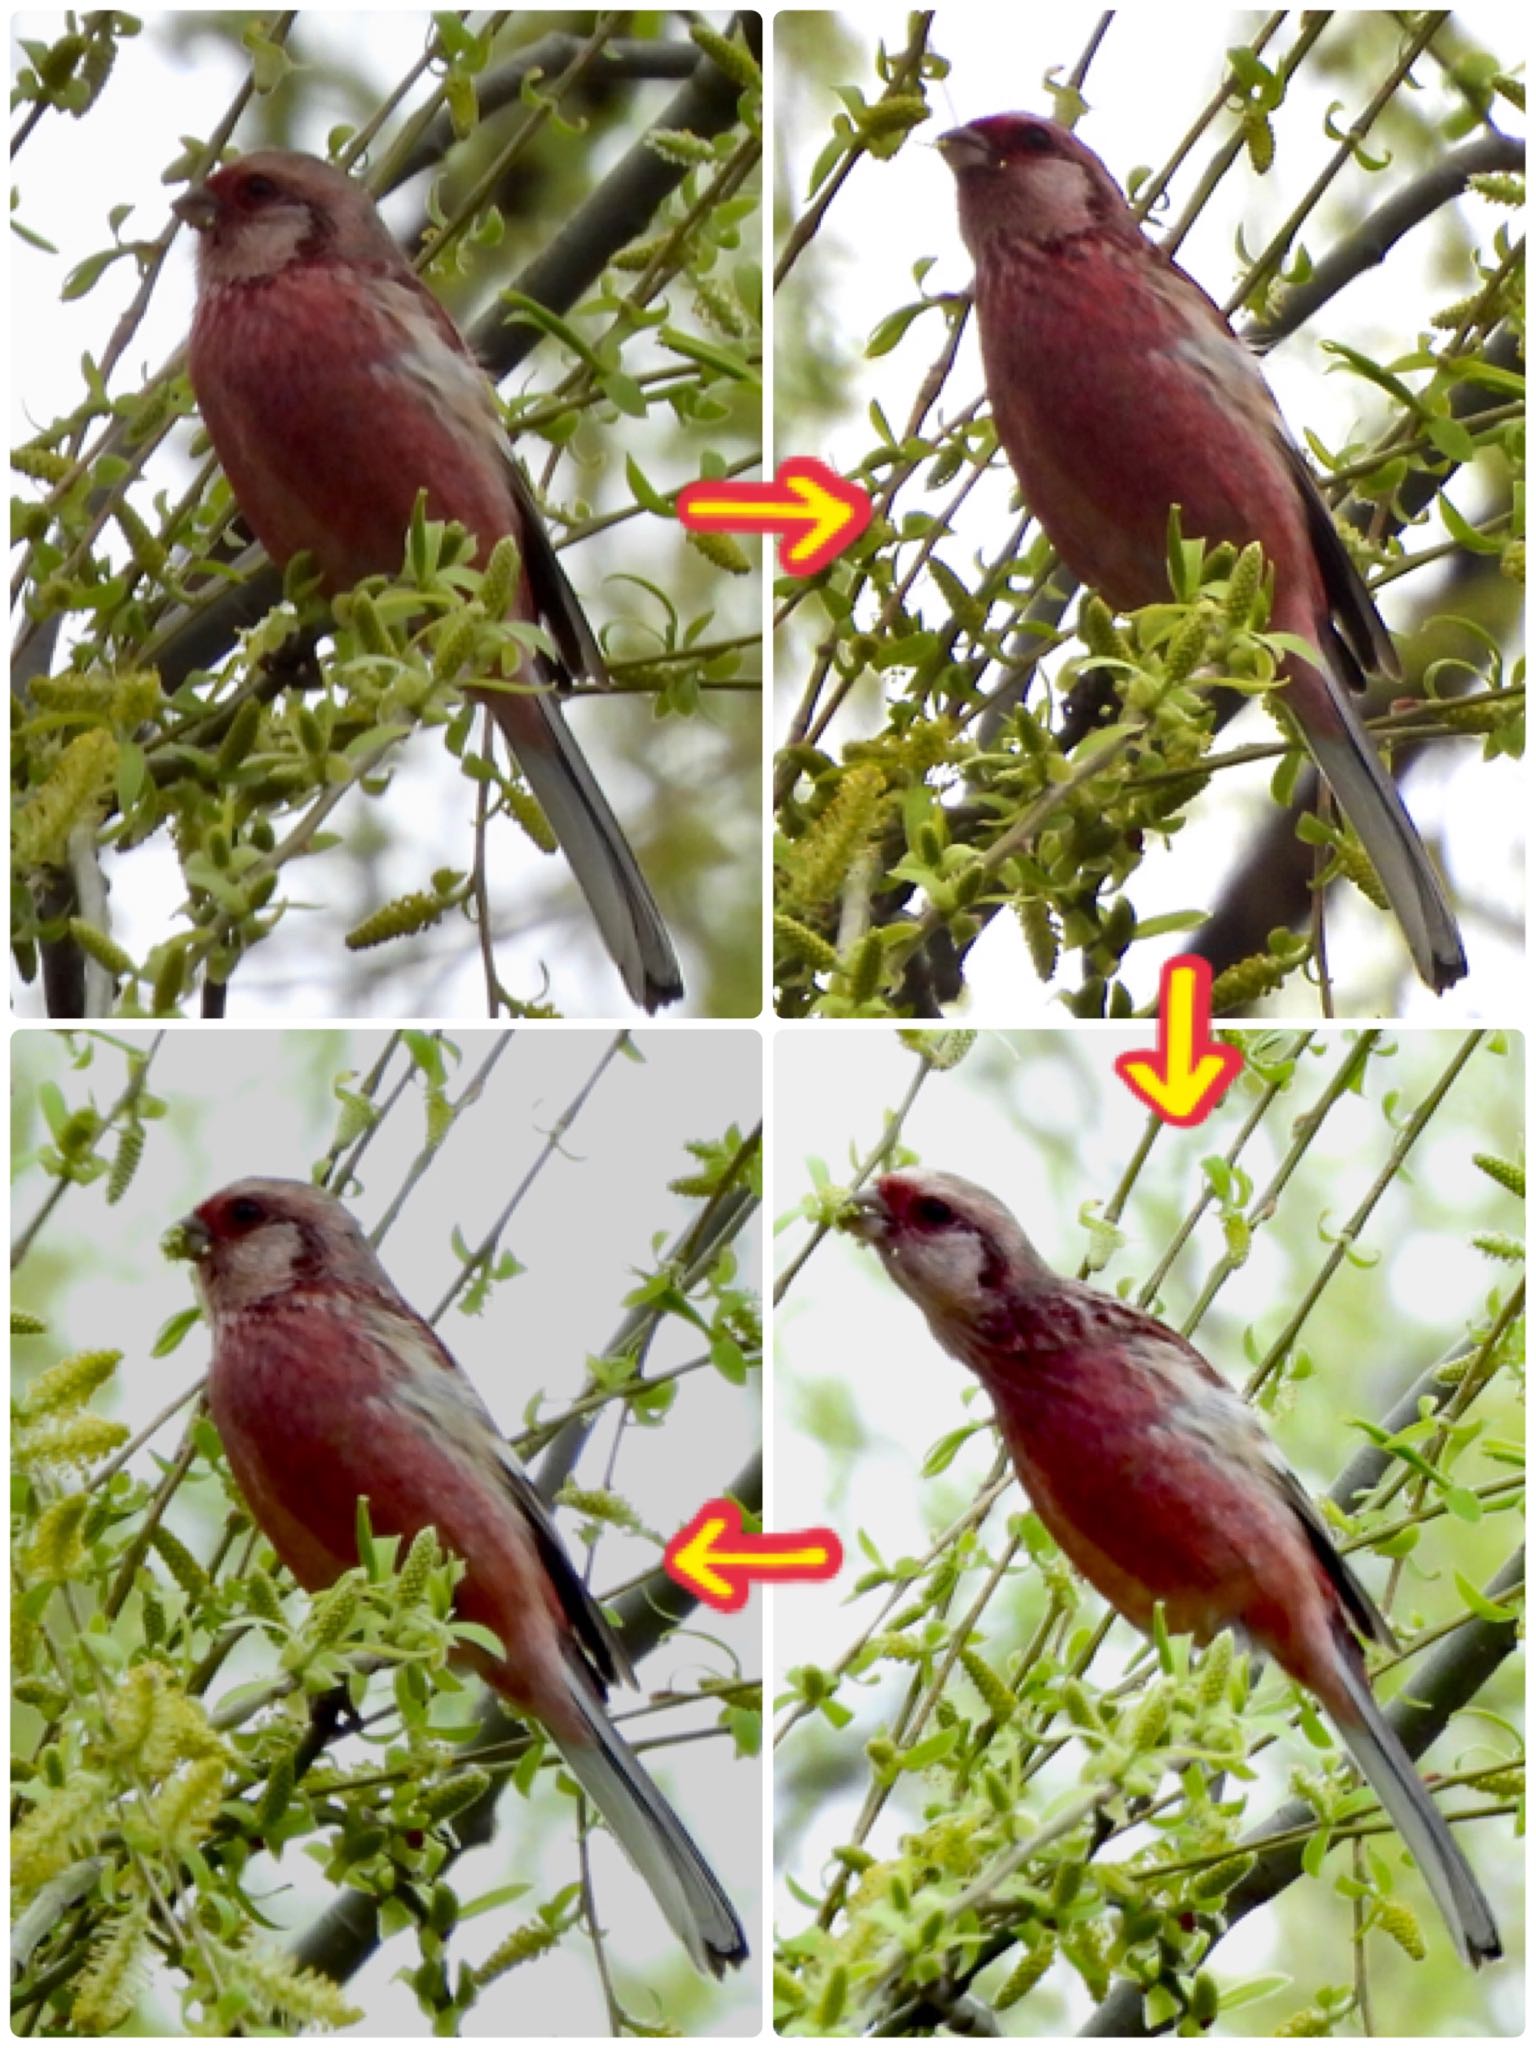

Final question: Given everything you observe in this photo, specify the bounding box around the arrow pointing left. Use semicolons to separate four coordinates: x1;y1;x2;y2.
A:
664;1497;843;1613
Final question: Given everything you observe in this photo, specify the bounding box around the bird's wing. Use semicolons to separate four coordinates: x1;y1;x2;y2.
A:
1279;438;1402;685
1275;1463;1399;1652
383;1305;637;1691
500;451;613;688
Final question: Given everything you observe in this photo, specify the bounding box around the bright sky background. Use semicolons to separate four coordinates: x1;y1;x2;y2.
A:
771;1025;1523;2032
773;9;1525;1021
12;1023;763;2034
10;11;759;1020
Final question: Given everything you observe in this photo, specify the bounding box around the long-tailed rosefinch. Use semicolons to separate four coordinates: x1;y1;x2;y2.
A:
845;1167;1500;1966
940;114;1466;993
179;1176;746;1976
174;150;683;1013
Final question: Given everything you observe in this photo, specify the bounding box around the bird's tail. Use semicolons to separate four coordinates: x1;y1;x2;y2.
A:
487;687;684;1013
1301;693;1467;994
555;1683;748;1978
1328;1641;1500;1967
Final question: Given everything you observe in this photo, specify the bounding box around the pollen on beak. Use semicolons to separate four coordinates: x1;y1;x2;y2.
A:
172;185;219;233
163;1213;212;1262
841;1188;892;1243
935;125;994;174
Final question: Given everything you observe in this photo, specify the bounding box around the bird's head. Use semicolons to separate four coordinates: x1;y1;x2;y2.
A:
173;149;395;285
843;1168;1053;1320
166;1177;381;1317
937;112;1129;258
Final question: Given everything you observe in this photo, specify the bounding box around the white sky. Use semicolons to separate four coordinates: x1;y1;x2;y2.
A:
773;9;1525;1021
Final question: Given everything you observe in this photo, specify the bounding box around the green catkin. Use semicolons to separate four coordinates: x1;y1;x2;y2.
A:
959;1647;1017;1719
310;1580;360;1645
1224;542;1266;628
503;783;558;854
257;1748;297;1835
479;536;521;620
1472;1153;1524;1198
107;1123;146;1205
1189;1852;1257;1899
1374;1899;1426;1959
774;911;840;974
1210;949;1291;1012
993;1936;1056;2008
1197;1632;1234;1709
397;1527;441;1606
64;918;131;980
21;1348;120;1419
418;1769;492;1825
1163;608;1211;683
690;22;761;89
150;1524;208;1598
686;527;753;573
467;1918;561;1987
1019;896;1059;980
1331;834;1391;912
215;696;264;778
346;892;450;950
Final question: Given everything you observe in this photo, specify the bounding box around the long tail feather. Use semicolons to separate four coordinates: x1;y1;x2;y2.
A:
486;689;684;1013
1303;705;1466;994
1329;1645;1500;1966
556;1686;747;1978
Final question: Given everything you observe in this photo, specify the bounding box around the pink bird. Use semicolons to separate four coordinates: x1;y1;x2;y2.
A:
174;150;683;1013
181;1176;746;1976
940;114;1466;993
847;1167;1500;1966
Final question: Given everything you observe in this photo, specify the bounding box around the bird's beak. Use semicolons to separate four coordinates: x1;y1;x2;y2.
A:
936;125;995;175
841;1186;892;1244
172;184;218;233
163;1212;212;1263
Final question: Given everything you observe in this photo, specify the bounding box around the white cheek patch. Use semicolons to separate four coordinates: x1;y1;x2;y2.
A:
212;206;314;283
1028;155;1102;233
892;1227;989;1308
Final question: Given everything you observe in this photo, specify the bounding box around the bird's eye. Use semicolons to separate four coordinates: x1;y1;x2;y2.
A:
910;1195;957;1228
1012;125;1056;155
226;1196;267;1228
240;174;281;205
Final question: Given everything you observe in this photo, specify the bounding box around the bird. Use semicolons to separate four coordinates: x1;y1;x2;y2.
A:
939;112;1467;992
175;149;683;1013
845;1165;1500;1966
179;1175;746;1976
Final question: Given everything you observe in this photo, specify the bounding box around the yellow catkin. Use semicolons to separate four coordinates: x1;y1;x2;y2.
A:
993;1936;1056;2009
13;728;117;868
788;764;886;906
21;1348;121;1419
71;1906;148;2034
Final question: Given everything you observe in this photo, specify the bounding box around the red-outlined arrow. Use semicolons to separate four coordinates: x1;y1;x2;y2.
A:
663;1497;843;1613
1114;954;1244;1127
676;457;871;576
